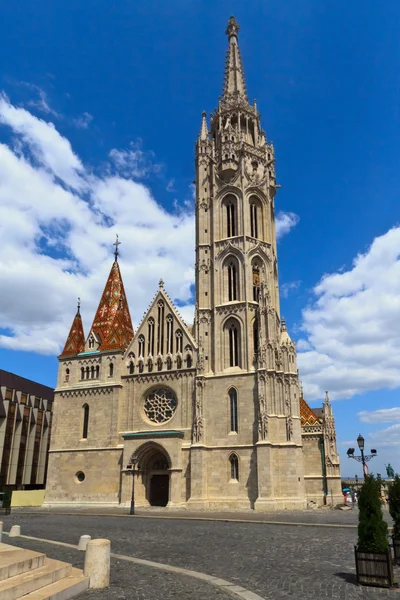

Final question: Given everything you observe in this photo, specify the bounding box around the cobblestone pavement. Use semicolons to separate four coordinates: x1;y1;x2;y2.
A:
4;536;233;600
2;514;400;599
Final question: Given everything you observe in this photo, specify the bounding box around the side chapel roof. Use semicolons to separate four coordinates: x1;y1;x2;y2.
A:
59;301;85;357
90;258;134;352
300;397;321;428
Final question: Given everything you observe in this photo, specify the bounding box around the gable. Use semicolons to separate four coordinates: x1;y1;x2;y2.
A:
124;286;197;374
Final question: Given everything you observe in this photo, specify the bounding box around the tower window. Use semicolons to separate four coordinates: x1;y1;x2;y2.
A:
91;365;95;379
85;366;90;380
186;354;192;368
109;363;114;377
176;355;182;369
228;323;239;367
166;356;172;370
228;261;238;301
253;318;259;354
226;202;236;237
82;404;89;439
148;357;153;372
157;357;163;371
229;388;238;432
88;336;95;349
81;367;85;380
65;368;70;382
250;202;258;238
229;454;239;481
129;361;134;375
95;365;100;378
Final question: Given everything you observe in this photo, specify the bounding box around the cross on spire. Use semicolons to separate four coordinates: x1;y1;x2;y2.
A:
77;297;81;314
113;235;121;261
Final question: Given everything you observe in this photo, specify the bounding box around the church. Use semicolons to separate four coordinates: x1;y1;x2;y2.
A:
44;17;342;510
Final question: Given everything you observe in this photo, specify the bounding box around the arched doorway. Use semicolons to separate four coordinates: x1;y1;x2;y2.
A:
148;452;169;507
134;443;171;507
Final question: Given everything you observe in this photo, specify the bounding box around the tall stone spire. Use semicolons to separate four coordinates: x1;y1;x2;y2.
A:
222;16;248;103
60;298;85;357
198;111;209;141
90;251;134;352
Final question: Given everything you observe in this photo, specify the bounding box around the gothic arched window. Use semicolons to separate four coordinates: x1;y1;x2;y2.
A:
88;335;95;349
95;365;100;378
227;321;240;368
157;357;163;371
81;367;85;380
186;354;192;368
109;363;114;377
250;202;258;238
253;318;259;354
91;365;95;379
229;454;239;481
138;335;145;358
227;261;238;301
85;366;90;380
229;388;238;432
226;201;236;237
129;361;134;375
166;315;173;354
82;404;89;439
65;368;70;382
148;318;155;356
148;357;153;372
176;355;182;369
157;301;165;355
166;356;172;370
175;330;183;354
138;360;144;373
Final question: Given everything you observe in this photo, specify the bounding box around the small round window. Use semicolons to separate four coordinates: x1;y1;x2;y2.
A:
75;471;85;483
144;388;177;424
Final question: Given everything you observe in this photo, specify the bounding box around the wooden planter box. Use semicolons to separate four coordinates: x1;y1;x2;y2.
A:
393;537;400;566
354;547;394;588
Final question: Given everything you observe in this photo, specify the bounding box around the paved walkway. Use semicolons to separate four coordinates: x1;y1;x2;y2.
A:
2;512;399;599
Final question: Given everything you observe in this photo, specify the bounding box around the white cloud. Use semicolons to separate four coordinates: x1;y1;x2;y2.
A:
297;227;400;400
281;280;301;299
358;408;400;424
369;424;400;447
276;211;299;239
0;95;298;355
72;112;93;129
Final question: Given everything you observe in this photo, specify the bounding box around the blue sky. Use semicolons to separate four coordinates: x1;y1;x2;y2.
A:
0;0;400;476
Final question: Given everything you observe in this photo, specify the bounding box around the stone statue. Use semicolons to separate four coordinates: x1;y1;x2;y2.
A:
386;464;395;479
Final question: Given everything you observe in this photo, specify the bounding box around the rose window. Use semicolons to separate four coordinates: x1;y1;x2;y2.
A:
144;389;177;424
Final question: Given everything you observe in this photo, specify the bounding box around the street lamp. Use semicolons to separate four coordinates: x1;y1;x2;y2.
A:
129;453;138;515
347;434;377;478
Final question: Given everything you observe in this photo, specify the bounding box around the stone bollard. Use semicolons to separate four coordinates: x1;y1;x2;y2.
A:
9;525;20;538
84;539;111;589
0;521;3;542
78;535;91;551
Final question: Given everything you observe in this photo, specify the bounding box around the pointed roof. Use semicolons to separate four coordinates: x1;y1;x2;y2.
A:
90;258;134;352
222;16;248;103
300;397;321;428
60;300;85;357
199;111;209;141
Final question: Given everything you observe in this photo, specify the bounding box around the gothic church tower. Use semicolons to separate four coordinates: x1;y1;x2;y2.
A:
191;17;306;509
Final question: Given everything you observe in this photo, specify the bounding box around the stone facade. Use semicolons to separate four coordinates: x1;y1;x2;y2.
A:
45;17;341;510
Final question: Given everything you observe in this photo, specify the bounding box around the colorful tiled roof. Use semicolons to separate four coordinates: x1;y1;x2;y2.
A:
300;397;320;428
60;310;85;357
90;260;134;351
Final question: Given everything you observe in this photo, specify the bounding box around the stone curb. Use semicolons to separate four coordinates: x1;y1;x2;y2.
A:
11;510;361;529
4;531;266;600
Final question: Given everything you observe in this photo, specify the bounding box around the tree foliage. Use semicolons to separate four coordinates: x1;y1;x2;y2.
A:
357;475;389;552
388;474;400;539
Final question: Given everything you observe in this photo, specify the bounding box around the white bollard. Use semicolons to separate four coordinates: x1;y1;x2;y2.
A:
0;521;3;542
84;539;111;589
78;535;91;551
9;525;20;538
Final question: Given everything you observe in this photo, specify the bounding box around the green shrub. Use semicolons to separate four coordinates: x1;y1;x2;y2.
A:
357;475;389;552
388;474;400;539
2;489;11;509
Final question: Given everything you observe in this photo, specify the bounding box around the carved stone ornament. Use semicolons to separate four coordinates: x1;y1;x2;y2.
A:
286;415;293;441
193;379;205;443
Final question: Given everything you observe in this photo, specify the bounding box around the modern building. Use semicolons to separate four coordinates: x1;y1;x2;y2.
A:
45;17;342;510
0;370;54;491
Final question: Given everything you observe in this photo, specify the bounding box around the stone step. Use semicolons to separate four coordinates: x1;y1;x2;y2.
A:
0;544;45;581
0;558;71;600
18;568;90;600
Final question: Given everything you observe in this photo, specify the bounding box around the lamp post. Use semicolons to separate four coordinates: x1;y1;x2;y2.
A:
347;434;377;478
129;454;138;516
